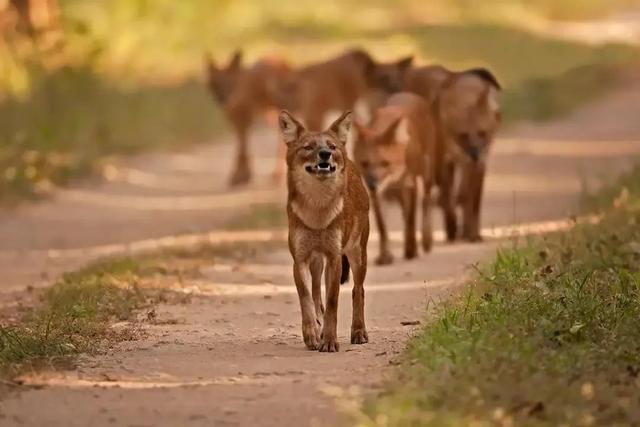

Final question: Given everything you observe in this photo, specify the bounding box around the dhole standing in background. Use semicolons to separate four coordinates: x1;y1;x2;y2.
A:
433;70;501;241
354;92;437;265
279;110;370;352
373;62;502;242
205;50;291;185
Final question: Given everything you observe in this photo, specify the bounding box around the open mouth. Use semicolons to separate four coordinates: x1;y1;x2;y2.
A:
305;162;337;176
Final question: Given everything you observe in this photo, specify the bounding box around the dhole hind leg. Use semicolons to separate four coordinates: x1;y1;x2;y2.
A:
310;255;325;328
319;255;341;352
371;191;394;265
346;239;368;345
421;172;434;252
293;261;320;350
400;178;418;260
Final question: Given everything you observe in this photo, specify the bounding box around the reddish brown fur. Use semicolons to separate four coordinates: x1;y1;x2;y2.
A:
205;51;292;185
279;50;415;130
404;65;501;242
354;92;436;264
280;110;370;352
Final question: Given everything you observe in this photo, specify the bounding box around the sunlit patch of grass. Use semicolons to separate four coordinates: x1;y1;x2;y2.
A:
0;64;222;205
0;240;285;378
0;261;145;378
353;165;640;425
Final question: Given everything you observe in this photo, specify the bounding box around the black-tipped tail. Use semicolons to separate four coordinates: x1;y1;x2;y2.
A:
340;255;350;285
464;68;502;90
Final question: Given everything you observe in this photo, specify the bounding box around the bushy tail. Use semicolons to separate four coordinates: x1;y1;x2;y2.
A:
340;255;350;285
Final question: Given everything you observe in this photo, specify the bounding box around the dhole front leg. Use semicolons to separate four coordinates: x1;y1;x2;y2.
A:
310;255;325;327
229;120;252;186
346;241;368;345
439;161;458;242
400;178;418;260
371;191;393;265
320;255;341;352
293;261;320;350
462;164;486;242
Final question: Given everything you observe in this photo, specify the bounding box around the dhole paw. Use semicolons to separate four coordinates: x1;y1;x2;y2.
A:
229;168;251;187
350;328;368;345
302;323;320;350
404;248;418;260
375;252;394;266
318;335;339;353
464;234;483;243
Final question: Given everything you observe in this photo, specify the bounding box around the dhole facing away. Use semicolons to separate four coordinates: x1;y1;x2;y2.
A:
205;50;291;186
354;92;436;265
280;110;370;352
279;50;414;131
404;65;502;241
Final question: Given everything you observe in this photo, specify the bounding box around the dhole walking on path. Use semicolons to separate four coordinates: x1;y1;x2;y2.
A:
279;109;370;352
354;92;437;265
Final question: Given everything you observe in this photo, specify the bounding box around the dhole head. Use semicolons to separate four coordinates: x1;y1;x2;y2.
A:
204;50;243;104
442;78;501;164
279;110;352;182
353;116;410;192
367;56;413;94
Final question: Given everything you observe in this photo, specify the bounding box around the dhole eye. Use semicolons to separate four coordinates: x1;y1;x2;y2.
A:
303;145;313;151
380;160;391;168
328;143;336;150
360;161;369;168
478;130;488;139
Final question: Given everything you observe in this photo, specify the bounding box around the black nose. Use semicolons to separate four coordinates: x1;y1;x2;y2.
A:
318;149;331;161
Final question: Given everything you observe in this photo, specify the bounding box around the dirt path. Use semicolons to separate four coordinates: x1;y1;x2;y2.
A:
1;80;640;426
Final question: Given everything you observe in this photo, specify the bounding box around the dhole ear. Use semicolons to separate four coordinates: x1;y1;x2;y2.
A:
378;118;401;144
396;56;413;71
477;86;500;113
395;118;410;145
279;110;305;144
328;111;353;145
204;52;217;74
228;50;243;71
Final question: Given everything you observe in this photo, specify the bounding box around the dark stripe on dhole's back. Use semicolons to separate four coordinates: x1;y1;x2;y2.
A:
340;255;350;284
464;68;502;90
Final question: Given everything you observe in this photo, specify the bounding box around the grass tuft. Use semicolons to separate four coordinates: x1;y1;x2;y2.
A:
0;261;145;377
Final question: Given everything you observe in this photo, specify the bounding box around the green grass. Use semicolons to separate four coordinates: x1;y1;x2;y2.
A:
0;240;285;377
0;260;145;377
0;64;221;205
353;164;640;426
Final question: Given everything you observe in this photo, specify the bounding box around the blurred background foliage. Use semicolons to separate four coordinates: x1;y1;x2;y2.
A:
0;0;639;203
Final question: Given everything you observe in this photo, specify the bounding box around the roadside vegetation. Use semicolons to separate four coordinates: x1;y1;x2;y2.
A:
0;241;283;378
1;0;638;204
350;165;640;425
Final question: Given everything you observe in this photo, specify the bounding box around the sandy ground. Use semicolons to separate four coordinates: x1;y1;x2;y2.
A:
1;79;640;426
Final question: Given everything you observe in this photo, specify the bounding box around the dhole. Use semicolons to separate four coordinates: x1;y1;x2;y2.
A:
432;69;501;241
205;50;291;186
279;109;370;352
279;50;414;130
404;65;502;241
353;92;436;265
